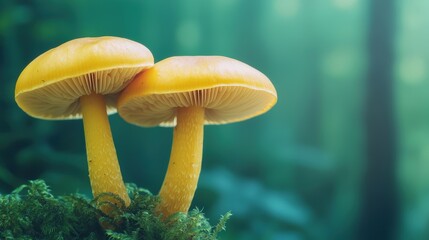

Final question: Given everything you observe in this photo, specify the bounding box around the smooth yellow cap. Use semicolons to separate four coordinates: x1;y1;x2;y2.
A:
15;36;154;120
118;56;277;127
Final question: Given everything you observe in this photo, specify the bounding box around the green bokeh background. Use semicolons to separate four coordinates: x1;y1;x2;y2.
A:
1;0;428;239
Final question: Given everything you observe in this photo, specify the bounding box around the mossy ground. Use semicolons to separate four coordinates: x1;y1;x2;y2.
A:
0;180;231;240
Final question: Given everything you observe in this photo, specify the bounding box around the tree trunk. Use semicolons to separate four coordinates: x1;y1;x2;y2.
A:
358;0;398;239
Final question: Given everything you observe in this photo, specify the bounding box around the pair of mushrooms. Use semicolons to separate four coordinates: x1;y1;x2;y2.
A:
15;36;277;217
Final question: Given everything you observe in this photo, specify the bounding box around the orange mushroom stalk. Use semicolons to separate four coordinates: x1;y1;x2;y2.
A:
14;37;154;213
80;92;130;206
160;106;205;214
118;56;277;217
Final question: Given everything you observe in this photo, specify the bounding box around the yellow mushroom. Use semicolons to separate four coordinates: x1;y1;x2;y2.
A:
117;56;277;217
15;36;154;211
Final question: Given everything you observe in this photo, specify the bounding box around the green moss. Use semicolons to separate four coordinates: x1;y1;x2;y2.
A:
0;180;231;240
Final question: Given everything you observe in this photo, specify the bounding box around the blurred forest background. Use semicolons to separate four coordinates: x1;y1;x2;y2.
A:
1;0;429;239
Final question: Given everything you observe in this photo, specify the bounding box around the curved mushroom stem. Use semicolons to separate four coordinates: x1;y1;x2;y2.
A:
80;92;130;212
157;106;205;217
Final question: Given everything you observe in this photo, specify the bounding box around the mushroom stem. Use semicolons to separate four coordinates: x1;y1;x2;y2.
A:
80;92;130;210
157;106;205;217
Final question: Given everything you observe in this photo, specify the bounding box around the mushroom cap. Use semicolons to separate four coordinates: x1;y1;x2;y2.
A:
15;36;154;120
117;56;277;127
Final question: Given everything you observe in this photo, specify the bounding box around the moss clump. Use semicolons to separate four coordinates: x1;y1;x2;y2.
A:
0;180;231;240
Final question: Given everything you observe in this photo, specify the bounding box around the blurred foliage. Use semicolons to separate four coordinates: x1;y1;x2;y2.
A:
0;180;230;239
1;0;429;239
